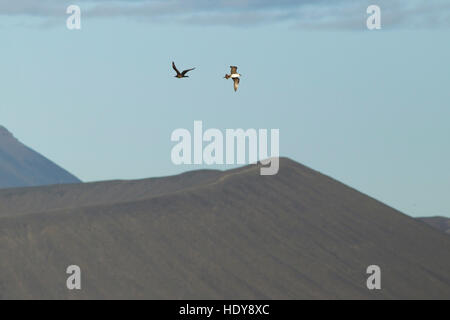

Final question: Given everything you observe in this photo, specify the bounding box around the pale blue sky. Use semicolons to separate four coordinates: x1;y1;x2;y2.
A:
1;1;450;217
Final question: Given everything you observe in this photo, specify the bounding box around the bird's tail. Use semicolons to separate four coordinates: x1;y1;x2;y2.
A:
224;74;231;79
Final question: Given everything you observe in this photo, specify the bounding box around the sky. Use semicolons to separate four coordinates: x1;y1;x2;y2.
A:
1;0;450;218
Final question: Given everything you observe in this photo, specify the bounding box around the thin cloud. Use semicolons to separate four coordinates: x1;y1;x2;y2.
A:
0;0;449;29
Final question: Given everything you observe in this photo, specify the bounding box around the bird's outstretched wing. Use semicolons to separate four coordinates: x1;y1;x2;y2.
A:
172;62;181;75
181;68;195;76
233;77;240;91
230;66;238;75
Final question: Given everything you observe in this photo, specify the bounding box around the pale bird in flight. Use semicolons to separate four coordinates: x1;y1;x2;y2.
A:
224;66;241;92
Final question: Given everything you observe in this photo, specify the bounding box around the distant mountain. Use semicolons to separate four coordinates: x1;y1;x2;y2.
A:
418;216;450;235
0;126;80;189
0;158;449;299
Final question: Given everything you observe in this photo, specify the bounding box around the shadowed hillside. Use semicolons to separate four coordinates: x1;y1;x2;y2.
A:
0;158;449;299
418;216;450;235
0;168;221;218
0;126;80;189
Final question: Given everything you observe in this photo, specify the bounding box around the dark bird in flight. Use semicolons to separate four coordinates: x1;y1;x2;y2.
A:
224;66;241;92
172;61;195;78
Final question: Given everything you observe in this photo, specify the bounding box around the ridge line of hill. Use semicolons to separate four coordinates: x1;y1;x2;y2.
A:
0;161;264;220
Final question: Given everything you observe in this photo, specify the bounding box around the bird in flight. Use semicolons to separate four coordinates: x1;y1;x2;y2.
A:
172;61;195;78
224;66;241;92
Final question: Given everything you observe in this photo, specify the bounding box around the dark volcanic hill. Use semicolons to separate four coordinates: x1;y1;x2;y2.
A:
0;126;80;189
418;216;450;235
0;158;449;299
